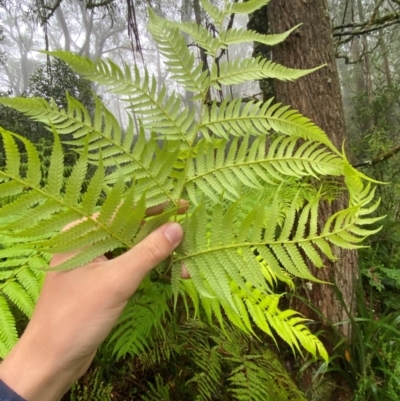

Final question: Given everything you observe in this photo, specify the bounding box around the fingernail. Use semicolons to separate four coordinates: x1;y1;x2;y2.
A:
164;223;183;246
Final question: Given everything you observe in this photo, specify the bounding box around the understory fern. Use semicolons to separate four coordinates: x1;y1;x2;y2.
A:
135;318;307;401
0;0;382;362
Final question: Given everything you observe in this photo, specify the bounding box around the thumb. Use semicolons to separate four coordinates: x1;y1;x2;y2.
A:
106;222;183;293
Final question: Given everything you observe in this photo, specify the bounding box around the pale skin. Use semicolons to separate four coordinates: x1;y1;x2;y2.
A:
0;203;187;401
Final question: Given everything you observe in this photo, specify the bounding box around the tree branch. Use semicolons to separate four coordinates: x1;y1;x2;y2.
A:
353;144;400;168
333;12;400;38
86;0;115;9
215;8;237;64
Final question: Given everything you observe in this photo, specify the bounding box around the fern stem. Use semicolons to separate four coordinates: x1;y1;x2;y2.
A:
172;216;362;264
185;155;341;185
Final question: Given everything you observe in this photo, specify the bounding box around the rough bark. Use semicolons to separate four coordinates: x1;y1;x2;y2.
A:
268;0;358;338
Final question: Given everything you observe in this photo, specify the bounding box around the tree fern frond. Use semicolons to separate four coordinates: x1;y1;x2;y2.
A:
1;280;35;317
175;174;379;357
0;295;18;357
199;98;340;154
0;245;44;357
16;267;42;300
165;20;220;55
63;142;89;206
185;136;343;203
211;57;321;87
110;279;171;359
226;0;272;15
1;128;21;178
199;0;224;26
0;97;180;206
39;51;194;142
149;10;210;98
0;131;158;271
46;129;65;196
220;25;302;48
2;212;61;241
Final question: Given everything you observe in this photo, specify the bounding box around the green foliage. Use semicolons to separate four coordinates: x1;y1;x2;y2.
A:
0;58;96;166
0;0;381;363
28;58;96;116
349;82;400;311
0;239;46;355
132;318;307;401
0;91;49;147
0;140;66;356
69;369;113;401
110;278;172;359
319;283;400;401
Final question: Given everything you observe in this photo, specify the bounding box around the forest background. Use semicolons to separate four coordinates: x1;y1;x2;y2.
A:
0;0;400;400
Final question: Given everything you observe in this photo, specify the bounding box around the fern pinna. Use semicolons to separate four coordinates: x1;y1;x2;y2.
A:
0;0;381;363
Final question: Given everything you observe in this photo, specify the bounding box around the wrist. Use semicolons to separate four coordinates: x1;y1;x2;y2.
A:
0;332;77;401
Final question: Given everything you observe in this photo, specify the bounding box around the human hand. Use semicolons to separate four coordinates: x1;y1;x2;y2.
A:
0;203;186;401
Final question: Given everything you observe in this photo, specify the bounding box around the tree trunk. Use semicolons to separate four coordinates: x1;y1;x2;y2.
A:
55;6;71;52
357;0;373;101
379;30;392;87
267;0;358;338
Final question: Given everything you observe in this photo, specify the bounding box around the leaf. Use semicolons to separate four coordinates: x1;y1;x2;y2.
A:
149;10;210;98
199;98;340;154
220;24;302;48
226;0;272;15
212;57;322;87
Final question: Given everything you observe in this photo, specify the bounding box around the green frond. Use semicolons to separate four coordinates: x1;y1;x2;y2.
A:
166;20;220;55
199;0;224;26
0;295;18;357
226;0;272;15
1;128;21;178
229;358;275;401
211;57;321;87
182;327;223;400
149;10;210;98
219;25;302;48
199;98;340;154
175;172;379;357
185;136;343;203
46;129;64;196
2;280;35;316
0;97;180;206
40;51;195;142
16;267;42;300
0;243;43;357
64;142;89;206
141;375;171;401
110;279;171;359
174;201;329;356
0;130;169;271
